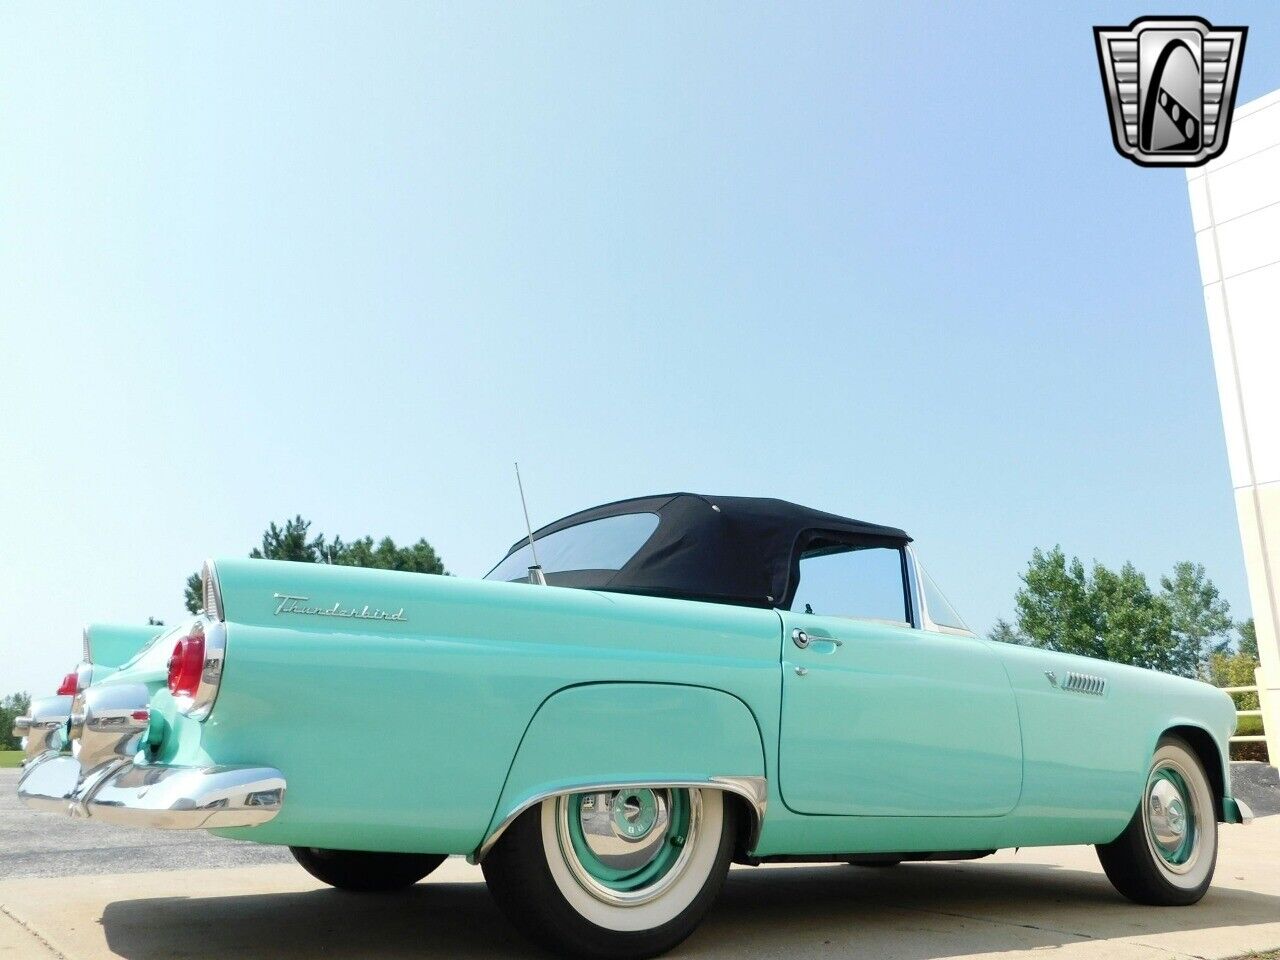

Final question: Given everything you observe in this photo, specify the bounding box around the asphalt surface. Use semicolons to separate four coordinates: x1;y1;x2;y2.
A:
0;769;290;880
2;764;1277;881
1232;760;1280;816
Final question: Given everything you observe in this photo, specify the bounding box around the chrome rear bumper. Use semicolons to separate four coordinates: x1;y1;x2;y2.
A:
18;752;286;829
14;683;285;830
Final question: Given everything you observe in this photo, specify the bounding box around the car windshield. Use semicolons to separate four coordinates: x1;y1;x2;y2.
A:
485;512;661;583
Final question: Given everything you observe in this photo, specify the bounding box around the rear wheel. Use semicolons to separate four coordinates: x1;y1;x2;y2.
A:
1096;736;1217;906
289;846;446;892
483;787;736;959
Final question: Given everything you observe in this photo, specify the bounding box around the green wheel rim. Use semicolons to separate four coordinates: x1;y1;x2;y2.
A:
565;788;691;891
553;787;705;906
1145;766;1196;867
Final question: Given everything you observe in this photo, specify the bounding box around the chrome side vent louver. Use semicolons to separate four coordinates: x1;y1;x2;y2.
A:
82;625;92;663
1063;672;1106;696
202;560;225;622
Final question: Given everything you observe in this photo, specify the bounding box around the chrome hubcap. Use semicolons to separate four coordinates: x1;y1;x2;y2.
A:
1143;763;1198;872
556;787;701;906
581;788;670;867
1148;778;1186;850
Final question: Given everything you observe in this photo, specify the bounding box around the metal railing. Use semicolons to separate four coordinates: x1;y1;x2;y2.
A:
1221;684;1267;743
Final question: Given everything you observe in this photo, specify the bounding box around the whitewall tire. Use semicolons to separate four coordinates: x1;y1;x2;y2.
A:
1096;736;1218;905
483;787;737;959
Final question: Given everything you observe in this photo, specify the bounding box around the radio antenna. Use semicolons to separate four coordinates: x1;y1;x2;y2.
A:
514;462;546;585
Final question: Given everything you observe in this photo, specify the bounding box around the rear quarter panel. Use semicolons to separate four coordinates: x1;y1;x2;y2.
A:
199;559;781;854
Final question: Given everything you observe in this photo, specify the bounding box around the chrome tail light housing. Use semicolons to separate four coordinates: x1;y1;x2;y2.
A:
167;620;226;721
201;560;224;622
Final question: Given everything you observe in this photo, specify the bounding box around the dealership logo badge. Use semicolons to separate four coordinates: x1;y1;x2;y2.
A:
1094;17;1247;167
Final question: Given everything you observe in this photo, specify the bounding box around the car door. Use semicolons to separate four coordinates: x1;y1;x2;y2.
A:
778;538;1023;817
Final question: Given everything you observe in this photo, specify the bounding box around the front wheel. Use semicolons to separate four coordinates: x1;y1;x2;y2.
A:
483;787;737;960
290;846;446;892
1096;736;1217;906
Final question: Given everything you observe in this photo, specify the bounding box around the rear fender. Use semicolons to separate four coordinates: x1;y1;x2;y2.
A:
84;623;166;670
477;683;767;861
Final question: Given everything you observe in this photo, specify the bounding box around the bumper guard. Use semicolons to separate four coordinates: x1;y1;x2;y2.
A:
14;684;284;830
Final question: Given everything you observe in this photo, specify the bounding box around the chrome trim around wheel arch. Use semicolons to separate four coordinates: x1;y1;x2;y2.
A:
473;775;767;863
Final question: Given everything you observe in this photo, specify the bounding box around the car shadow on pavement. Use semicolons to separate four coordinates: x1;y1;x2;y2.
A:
100;861;1280;960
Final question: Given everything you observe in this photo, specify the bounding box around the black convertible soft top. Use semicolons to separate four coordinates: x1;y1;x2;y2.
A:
495;493;910;609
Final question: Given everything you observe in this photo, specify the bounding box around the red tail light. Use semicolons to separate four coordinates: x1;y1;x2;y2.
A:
56;672;78;696
167;633;206;699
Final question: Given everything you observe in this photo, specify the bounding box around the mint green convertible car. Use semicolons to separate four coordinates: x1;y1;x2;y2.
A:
15;494;1253;959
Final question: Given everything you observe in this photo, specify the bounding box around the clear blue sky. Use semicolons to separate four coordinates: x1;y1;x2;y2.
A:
3;3;1277;696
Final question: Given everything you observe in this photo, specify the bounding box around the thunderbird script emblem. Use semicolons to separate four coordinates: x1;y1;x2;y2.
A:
272;593;407;622
1094;17;1247;167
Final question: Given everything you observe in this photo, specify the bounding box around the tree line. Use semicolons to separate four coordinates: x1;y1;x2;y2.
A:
183;515;447;613
988;546;1262;758
988;547;1253;676
3;523;1263;757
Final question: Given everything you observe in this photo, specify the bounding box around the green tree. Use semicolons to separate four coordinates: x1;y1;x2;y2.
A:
997;548;1233;678
1011;547;1099;657
250;516;329;563
329;535;447;574
987;618;1025;645
1160;561;1233;671
0;692;33;751
1203;649;1260;710
1092;561;1177;673
184;516;447;613
1238;618;1258;659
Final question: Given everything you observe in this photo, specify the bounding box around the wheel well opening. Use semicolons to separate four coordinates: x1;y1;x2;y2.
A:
722;791;758;862
1164;725;1225;821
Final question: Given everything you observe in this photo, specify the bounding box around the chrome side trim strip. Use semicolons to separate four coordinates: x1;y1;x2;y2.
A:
473;775;767;863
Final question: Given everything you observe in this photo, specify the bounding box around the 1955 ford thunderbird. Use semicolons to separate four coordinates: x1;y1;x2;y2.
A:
14;493;1253;959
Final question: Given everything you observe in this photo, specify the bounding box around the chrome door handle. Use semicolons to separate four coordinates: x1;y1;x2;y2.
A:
792;628;841;649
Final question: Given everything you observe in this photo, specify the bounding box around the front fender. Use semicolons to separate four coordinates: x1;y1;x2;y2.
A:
477;682;767;860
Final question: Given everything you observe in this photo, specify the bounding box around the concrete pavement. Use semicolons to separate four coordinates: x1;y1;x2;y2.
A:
2;768;1279;959
1;812;1277;959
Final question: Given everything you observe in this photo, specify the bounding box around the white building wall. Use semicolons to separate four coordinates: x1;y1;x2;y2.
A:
1187;89;1280;766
